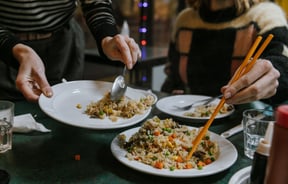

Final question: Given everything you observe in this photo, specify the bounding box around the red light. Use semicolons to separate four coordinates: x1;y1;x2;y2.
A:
141;40;147;46
141;15;147;21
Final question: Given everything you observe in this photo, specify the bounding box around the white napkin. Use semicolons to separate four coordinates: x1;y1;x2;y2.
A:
13;113;51;133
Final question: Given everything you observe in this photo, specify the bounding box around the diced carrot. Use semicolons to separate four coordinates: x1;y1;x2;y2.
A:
176;156;183;163
204;158;212;165
168;133;176;141
197;161;206;170
134;157;140;161
197;161;206;167
185;163;193;169
154;161;164;169
154;130;160;136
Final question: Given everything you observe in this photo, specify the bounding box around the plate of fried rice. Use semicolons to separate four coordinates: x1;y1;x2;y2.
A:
111;116;238;177
156;95;234;122
39;80;157;129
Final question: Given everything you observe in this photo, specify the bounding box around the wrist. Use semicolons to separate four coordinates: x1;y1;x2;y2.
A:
12;43;33;63
101;36;112;49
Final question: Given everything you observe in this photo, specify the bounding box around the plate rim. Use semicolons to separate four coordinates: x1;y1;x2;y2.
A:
38;80;156;130
110;126;238;178
155;94;234;122
228;166;251;184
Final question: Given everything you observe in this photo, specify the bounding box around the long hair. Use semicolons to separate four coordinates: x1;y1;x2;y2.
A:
186;0;267;14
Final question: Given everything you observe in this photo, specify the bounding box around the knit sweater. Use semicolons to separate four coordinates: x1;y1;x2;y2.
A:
0;0;118;67
161;2;288;106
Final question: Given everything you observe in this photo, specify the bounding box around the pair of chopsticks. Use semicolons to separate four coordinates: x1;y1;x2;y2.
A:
186;34;274;161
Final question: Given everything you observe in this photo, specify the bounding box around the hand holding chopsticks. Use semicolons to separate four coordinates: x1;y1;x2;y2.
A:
186;34;274;161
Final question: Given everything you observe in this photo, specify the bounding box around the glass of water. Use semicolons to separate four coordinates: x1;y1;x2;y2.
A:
242;108;274;159
0;101;14;153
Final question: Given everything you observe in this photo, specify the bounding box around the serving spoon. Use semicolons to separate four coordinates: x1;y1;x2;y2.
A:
110;66;127;101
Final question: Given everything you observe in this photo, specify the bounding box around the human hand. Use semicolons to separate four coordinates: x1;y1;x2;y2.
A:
12;44;53;102
222;59;280;104
101;34;141;69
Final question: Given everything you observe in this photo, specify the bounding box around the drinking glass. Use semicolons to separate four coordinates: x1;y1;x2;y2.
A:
242;108;274;159
0;101;14;153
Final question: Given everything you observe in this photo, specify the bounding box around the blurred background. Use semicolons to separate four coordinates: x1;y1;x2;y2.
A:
76;0;184;49
75;0;186;91
75;0;287;91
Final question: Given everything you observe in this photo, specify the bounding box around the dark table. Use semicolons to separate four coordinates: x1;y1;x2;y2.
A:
0;91;268;184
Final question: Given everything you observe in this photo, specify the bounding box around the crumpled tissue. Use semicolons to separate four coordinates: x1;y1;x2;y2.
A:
13;113;51;133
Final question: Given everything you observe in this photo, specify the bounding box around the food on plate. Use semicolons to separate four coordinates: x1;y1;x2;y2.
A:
183;104;234;118
118;116;219;170
76;104;82;109
85;92;155;122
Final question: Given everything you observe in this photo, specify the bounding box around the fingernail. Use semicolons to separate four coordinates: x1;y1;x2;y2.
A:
45;91;53;97
128;63;133;69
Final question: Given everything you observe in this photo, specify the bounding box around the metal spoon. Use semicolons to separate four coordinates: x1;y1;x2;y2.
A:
110;66;127;101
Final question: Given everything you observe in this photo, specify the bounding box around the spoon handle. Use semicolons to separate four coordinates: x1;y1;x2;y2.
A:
122;66;127;76
220;124;243;138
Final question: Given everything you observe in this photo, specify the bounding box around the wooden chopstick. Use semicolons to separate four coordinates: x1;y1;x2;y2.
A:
229;36;263;84
242;34;274;75
186;34;274;161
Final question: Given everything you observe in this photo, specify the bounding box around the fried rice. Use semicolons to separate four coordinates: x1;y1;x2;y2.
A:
118;116;219;170
85;92;155;122
184;104;234;118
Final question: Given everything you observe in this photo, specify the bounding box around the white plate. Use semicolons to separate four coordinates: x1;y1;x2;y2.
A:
156;95;234;122
38;80;157;130
229;166;251;184
111;126;238;178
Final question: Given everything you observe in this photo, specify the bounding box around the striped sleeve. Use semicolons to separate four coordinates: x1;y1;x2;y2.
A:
0;29;22;68
0;0;119;65
0;0;76;67
80;0;118;57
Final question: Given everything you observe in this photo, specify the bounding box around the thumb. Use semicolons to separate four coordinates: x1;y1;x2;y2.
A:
34;74;53;98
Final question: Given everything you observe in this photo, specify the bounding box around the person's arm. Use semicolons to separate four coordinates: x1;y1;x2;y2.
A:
12;43;53;102
260;28;288;106
79;0;141;69
223;3;288;106
0;28;22;68
80;0;118;57
0;27;53;102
